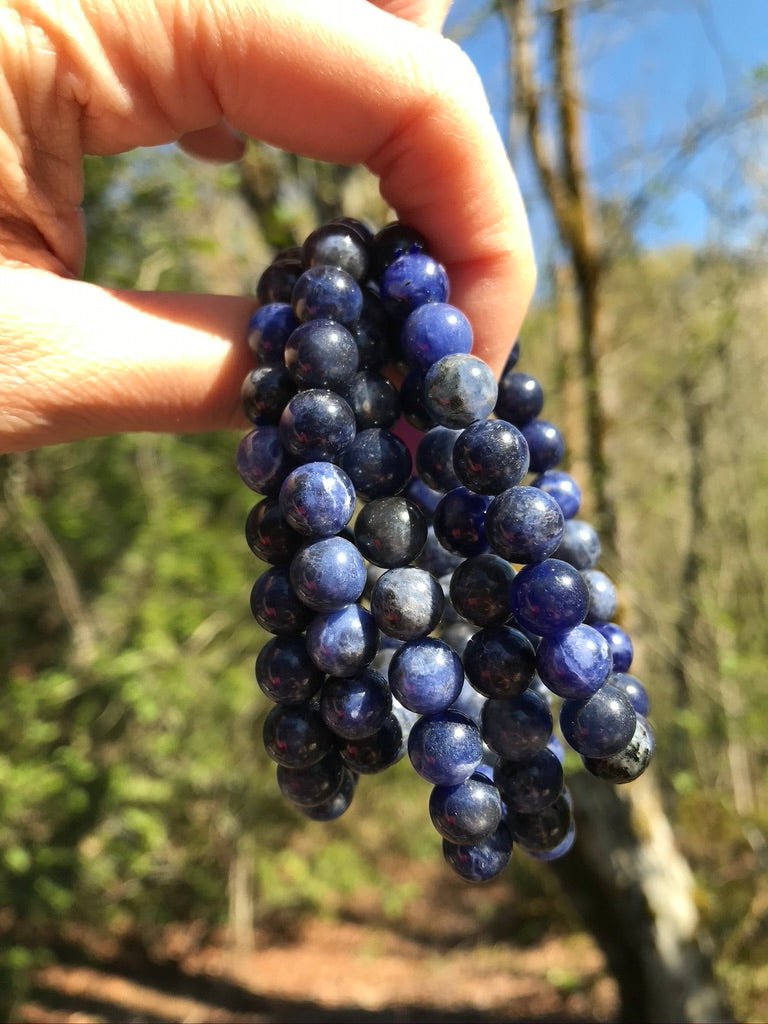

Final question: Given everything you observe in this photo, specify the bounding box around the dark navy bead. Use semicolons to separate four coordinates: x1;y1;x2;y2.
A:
449;553;516;628
462;626;537;699
298;768;356;821
400;302;473;371
354;496;427;568
495;371;544;426
582;715;654;784
257;258;302;305
249;566;314;636
536;624;612;700
415;427;462;493
508;793;572;853
582;569;618;624
521;419;565;473
531;471;581;520
244;497;304;566
320;667;392;739
494;747;564;813
481;690;553;761
370;567;444;641
380;253;449;318
452;419;530;495
246;302;300;365
302;222;370;281
388;638;464;715
255;635;324;705
342;371;401;430
291;265;363;327
278;389;356;462
509;559;589;637
413;526;463;576
485;486;565;564
279;462;356;537
407;710;483;786
433;488;491;558
283;319;359;390
263;702;333;767
306;603;379;677
339;428;412;501
424;354;498;428
560;683;637;758
554;519;602;570
337;714;405;774
429;772;502;844
276;750;345;807
369;222;428;279
399;370;437;431
442;820;512;882
289;536;366;612
610;672;650;717
353;288;394;370
241;365;297;425
593;622;634;672
236;426;294;496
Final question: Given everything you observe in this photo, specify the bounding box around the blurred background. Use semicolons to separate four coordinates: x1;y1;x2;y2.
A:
1;1;766;1021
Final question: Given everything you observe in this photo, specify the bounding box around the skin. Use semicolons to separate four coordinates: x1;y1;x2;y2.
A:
0;0;535;454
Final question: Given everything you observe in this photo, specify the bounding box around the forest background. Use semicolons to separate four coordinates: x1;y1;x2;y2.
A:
1;1;767;1021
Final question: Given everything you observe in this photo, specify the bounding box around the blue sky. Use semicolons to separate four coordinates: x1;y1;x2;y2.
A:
445;1;768;258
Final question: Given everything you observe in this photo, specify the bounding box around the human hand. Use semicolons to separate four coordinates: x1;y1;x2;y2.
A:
0;0;535;454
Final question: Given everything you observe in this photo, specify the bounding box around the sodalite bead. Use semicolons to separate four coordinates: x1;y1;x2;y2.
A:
593;621;634;672
442;820;512;882
289;536;367;613
389;637;464;715
531;470;582;520
370;566;444;641
320;667;392;740
380;252;450;318
509;792;573;853
342;371;401;431
485;485;565;564
279;389;356;462
255;635;324;705
337;714;405;774
299;768;357;821
610;672;650;717
494;747;564;813
246;302;299;364
241;365;297;426
494;371;544;426
283;319;359;391
554;519;602;571
462;625;537;699
236;426;294;496
303;222;370;281
521;419;565;473
433;488;491;558
276;750;345;807
339;428;412;502
424;354;498;428
354;496;427;569
451;419;530;496
262;702;333;768
536;623;612;700
400;302;473;371
306;603;379;677
291;265;363;328
245;497;304;565
249;566;314;636
559;683;637;758
407;709;483;786
279;462;356;538
582;569;618;624
581;714;654;784
415;426;462;493
449;553;516;628
509;559;589;637
429;772;503;844
481;689;553;762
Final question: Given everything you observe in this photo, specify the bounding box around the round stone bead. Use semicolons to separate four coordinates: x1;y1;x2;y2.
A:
236;426;294;496
262;702;333;768
485;486;565;564
559;683;637;758
521;419;565;474
369;222;428;278
593;622;634;672
370;567;444;641
462;625;537;699
449;553;516;628
245;497;304;565
399;370;437;431
255;635;324;705
291;265;363;328
246;302;299;364
555;519;602;571
610;672;650;717
424;354;498;429
521;822;576;862
531;470;582;520
279;462;356;537
298;768;356;821
509;559;589;637
337;714;405;774
249;566;314;636
257;256;302;305
389;638;464;715
442;820;512;883
433;488;491;558
302;222;370;281
306;603;379;677
241;365;297;425
429;772;503;844
320;668;392;740
452;419;530;495
400;302;473;371
278;389;356;462
379;253;449;319
342;371;401;430
582;569;618;624
407;710;483;786
481;690;553;762
283;319;359;391
339;428;412;502
289;536;367;613
354;496;427;568
494;371;544;426
494;747;564;813
415;427;462;493
536;623;612;700
353;288;393;371
581;715;654;784
276;750;345;807
508;793;573;854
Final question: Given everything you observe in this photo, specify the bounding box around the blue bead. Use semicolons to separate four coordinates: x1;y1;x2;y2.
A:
559;683;637;758
424;354;498;428
337;714;405;774
442;820;512;882
429;772;502;844
399;369;437;431
485;485;565;564
320;667;392;739
245;497;304;565
369;222;428;278
276;750;345;807
462;626;537;699
342;371;401;430
289;536;367;612
249;566;314;636
263;702;333;767
593;622;634;672
278;389;356;462
292;265;363;327
302;222;369;281
415;427;462;493
380;253;449;318
582;569;618;624
508;791;573;853
494;747;564;813
449;553;516;628
241;365;297;426
408;710;483;786
388;637;464;715
403;477;443;522
298;768;357;821
531;470;582;520
400;302;473;371
339;428;412;502
520;821;576;861
554;519;602;570
495;371;544;426
433;488;491;558
610;672;650;717
255;635;324;705
452;419;530;495
521;419;565;473
236;426;294;496
284;319;360;390
306;603;379;677
581;715;654;784
246;302;299;364
509;559;589;637
370;567;444;641
354;496;427;569
279;462;356;537
536;624;612;700
257;256;302;305
481;690;553;761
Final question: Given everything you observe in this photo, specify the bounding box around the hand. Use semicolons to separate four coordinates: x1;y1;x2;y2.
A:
0;0;535;454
